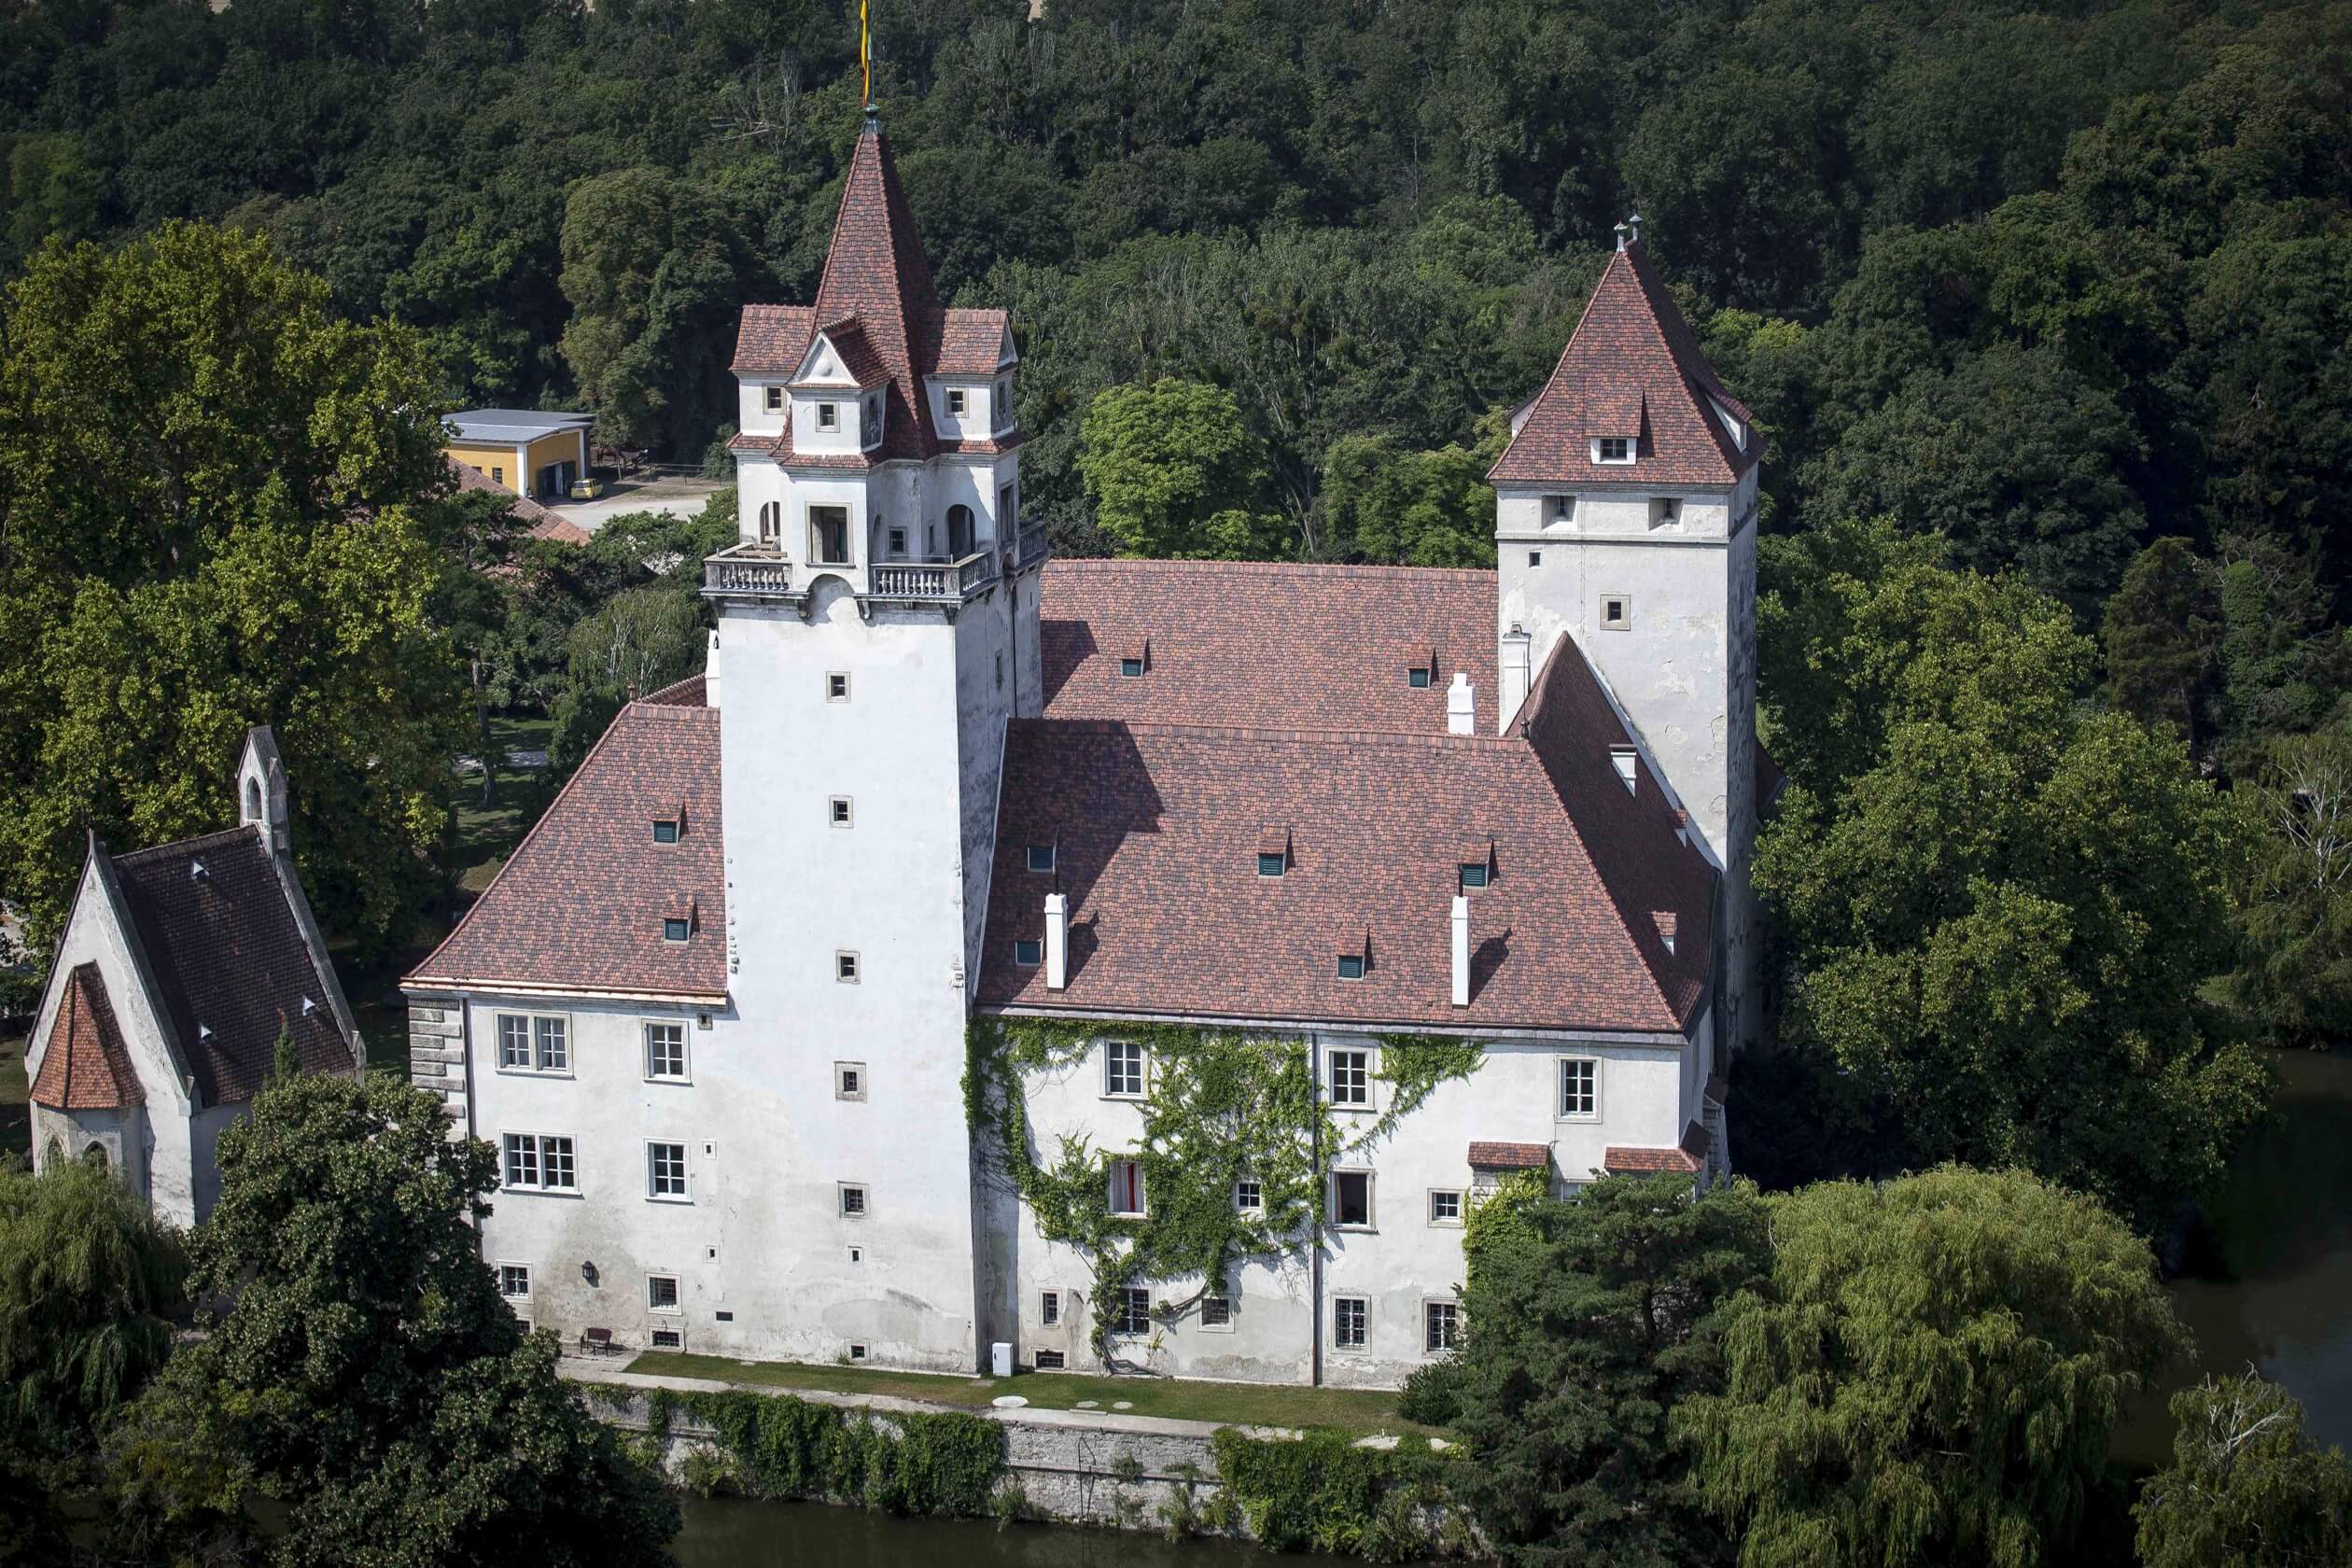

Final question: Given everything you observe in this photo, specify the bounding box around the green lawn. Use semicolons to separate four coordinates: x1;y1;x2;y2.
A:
619;1351;1436;1435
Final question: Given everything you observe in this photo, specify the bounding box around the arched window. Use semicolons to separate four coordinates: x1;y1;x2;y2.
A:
81;1141;107;1171
758;501;780;545
946;505;975;559
245;778;261;821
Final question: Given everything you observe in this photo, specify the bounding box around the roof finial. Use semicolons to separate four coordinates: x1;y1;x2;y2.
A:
1627;212;1643;247
1613;220;1629;252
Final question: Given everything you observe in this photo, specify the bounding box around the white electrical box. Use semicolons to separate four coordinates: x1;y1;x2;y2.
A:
990;1341;1013;1379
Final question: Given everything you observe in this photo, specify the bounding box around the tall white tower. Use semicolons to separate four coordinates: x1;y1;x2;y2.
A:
1488;221;1763;1056
700;109;1045;1371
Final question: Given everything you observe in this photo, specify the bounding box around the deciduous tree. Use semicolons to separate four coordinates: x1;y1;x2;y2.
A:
1075;378;1287;559
2135;1373;2352;1568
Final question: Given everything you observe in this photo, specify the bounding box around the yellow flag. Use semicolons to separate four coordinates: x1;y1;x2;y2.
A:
861;0;871;106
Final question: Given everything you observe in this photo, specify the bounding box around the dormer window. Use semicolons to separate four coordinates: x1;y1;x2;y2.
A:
1461;861;1490;889
1337;953;1366;981
946;387;967;416
764;385;784;413
817;402;840;432
663;917;691;943
1610;746;1638;792
1027;845;1055;874
1257;827;1289;878
652;819;680;844
1118;639;1148;678
1594;437;1633;464
1014;938;1042;966
1407;645;1436;688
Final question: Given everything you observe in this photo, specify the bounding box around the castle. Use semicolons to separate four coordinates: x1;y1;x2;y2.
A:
404;108;1767;1387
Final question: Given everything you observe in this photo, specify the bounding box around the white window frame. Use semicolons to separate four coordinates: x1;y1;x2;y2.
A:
1560;1057;1601;1120
644;1020;688;1082
946;386;967;417
816;401;840;431
497;1262;532;1300
835;1061;867;1101
1234;1177;1263;1213
1601;593;1632;631
646;1141;689;1202
1103;1039;1146;1099
763;385;784;413
826;671;850;702
1332;1295;1369;1351
1593;436;1634;464
836;950;861;984
838;1182;870;1219
1423;1299;1462;1354
495;1012;570;1076
1199;1294;1235;1332
830;795;853;828
1107;1157;1145;1217
1113;1286;1151;1337
500;1132;577;1193
1327;1047;1372;1108
1428;1188;1464;1225
647;1273;681;1314
1333;1169;1376;1231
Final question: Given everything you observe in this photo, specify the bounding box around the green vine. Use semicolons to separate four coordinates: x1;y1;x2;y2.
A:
964;1016;1481;1356
1209;1428;1463;1561
618;1385;1003;1517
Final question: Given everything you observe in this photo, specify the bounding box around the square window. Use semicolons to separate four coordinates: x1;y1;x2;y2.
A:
764;385;784;412
1257;851;1286;877
1335;1170;1374;1229
839;1183;869;1218
663;917;691;943
1425;1301;1461;1352
947;388;967;416
1602;594;1631;630
830;796;853;827
503;1134;573;1192
1235;1178;1263;1212
1597;436;1631;463
1104;1040;1145;1098
836;951;860;984
1561;1057;1599;1119
1040;1290;1061;1327
1108;1158;1145;1217
817;402;839;431
1115;1286;1151;1336
1407;666;1432;689
836;1062;865;1100
497;1014;530;1070
645;1022;687;1080
1337;954;1365;981
1529;550;1543;567
1429;1189;1463;1225
648;1141;687;1199
648;1274;679;1312
827;672;850;702
1119;657;1144;679
1027;845;1055;873
498;1263;531;1299
534;1016;567;1072
1461;862;1491;889
1334;1295;1368;1349
1329;1049;1370;1107
1200;1295;1233;1329
848;1341;868;1360
652;819;680;844
1014;939;1043;967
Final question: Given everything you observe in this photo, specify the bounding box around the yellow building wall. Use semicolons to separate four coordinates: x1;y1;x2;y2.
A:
525;429;585;479
445;443;522;486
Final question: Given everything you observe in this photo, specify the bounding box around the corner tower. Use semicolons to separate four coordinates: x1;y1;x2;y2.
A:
1489;222;1762;1053
701;106;1044;1371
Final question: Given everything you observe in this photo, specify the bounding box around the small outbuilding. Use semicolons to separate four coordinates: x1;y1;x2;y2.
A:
444;409;595;502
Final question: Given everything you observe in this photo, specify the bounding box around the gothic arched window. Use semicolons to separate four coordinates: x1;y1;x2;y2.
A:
81;1141;107;1171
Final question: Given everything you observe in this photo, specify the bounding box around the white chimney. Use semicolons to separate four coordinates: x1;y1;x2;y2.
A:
1044;892;1069;991
1501;623;1533;727
705;629;722;709
1447;672;1476;736
1450;895;1470;1008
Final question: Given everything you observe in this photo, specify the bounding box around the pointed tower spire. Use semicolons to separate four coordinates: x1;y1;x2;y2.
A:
811;114;943;460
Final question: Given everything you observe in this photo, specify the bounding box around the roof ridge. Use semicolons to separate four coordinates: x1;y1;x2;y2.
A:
1013;717;1534;751
113;822;263;863
1046;558;1497;585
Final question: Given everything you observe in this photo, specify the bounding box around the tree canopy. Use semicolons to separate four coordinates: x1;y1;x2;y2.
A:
2135;1374;2352;1568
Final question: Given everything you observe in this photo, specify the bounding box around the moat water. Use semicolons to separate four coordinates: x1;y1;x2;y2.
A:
668;1048;2352;1561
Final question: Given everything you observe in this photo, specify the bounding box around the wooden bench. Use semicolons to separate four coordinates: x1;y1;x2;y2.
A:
578;1326;617;1357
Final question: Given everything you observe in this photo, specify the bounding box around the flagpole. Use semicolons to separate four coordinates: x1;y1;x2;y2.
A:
861;0;872;108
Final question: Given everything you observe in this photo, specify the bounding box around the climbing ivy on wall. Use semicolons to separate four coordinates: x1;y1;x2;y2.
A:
964;1016;1482;1353
1209;1427;1470;1560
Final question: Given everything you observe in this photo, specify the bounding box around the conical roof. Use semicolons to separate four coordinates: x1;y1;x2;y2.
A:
809;112;945;462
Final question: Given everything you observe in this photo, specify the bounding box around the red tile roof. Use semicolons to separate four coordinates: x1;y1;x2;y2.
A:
936;310;1011;375
1467;1141;1549;1169
1603;1119;1713;1175
1491;240;1756;488
1040;560;1500;735
450;460;589;546
978;629;1714;1035
731;304;819;376
406;697;726;1001
110;827;357;1104
30;963;142;1111
799;317;891;390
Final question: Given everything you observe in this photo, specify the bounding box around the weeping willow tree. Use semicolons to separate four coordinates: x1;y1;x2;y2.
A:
0;1158;186;1457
